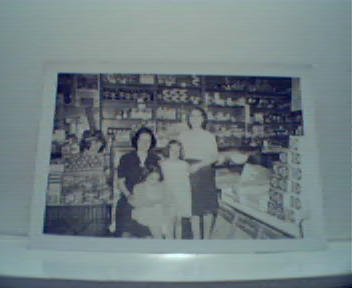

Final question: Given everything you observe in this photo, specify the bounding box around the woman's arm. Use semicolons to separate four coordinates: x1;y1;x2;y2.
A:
189;154;218;173
117;177;130;197
189;134;219;173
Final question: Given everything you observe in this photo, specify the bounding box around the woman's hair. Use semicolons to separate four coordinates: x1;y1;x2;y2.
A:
143;165;163;182
187;106;208;129
131;127;157;150
167;139;185;160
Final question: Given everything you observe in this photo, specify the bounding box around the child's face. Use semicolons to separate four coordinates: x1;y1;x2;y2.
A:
146;172;160;184
169;143;181;160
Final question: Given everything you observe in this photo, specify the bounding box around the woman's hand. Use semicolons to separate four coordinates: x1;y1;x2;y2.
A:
117;178;131;198
190;158;216;174
189;163;202;174
109;222;116;233
127;194;135;205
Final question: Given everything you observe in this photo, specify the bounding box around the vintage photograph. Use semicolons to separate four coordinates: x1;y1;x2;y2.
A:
43;73;305;240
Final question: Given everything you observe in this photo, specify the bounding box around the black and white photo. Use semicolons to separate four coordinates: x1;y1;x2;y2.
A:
42;72;309;241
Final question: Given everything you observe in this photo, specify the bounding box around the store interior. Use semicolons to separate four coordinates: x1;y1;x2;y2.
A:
45;73;305;240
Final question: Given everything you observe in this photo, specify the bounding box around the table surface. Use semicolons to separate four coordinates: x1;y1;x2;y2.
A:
0;235;350;282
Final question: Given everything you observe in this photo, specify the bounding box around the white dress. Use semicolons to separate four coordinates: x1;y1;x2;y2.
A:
178;128;220;215
161;159;192;217
131;182;165;238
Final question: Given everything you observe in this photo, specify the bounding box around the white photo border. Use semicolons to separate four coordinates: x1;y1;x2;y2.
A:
29;61;326;253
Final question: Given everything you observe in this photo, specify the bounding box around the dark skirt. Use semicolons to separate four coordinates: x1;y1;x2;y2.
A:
189;165;219;216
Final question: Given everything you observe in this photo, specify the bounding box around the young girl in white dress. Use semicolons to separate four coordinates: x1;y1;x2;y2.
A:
129;166;165;238
160;140;192;239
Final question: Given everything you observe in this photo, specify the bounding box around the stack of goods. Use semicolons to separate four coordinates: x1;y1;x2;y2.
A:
114;107;153;120
205;92;245;107
102;87;153;102
102;74;140;85
61;153;111;205
157;75;200;88
158;88;202;105
155;121;186;148
206;77;247;91
208;110;236;122
209;124;244;149
264;111;304;137
247;97;277;109
156;107;177;120
64;153;104;171
46;164;64;205
107;128;131;145
77;74;98;90
267;136;303;223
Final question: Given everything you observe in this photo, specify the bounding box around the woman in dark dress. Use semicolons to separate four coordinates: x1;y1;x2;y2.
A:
114;127;160;237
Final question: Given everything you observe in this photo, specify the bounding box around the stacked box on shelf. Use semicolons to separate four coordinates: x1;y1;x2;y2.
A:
157;88;202;105
61;153;112;205
102;74;141;85
204;75;248;91
267;136;303;224
106;127;131;145
157;75;200;88
156;106;178;120
112;107;153;120
102;87;154;102
46;164;64;205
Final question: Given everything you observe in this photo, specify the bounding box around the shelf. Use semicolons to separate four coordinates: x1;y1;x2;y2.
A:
249;122;264;126
208;120;245;125
155;119;179;122
46;203;112;207
156;101;202;107
207;104;244;110
103;118;184;123
248;91;291;97
262;135;290;138
103;83;204;91
103;118;153;122
157;85;201;90
102;83;155;89
218;146;260;152
102;100;156;108
263;122;302;127
261;148;290;153
57;104;99;111
76;88;99;93
102;99;136;105
250;107;291;113
103;118;245;124
55;105;100;119
204;87;246;93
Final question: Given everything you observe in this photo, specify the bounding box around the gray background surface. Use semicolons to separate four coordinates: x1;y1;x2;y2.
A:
0;0;350;242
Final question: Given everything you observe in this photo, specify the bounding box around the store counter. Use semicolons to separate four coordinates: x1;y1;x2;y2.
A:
219;198;300;239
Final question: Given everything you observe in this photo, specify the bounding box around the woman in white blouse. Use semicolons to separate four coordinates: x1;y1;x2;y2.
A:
178;106;219;239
